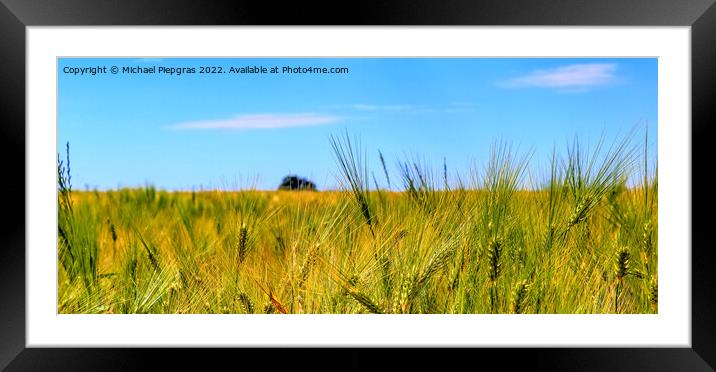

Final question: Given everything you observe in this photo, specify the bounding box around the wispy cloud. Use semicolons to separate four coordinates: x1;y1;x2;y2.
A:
327;102;476;114
350;104;417;111
499;63;618;92
133;58;165;63
445;101;476;113
167;113;341;131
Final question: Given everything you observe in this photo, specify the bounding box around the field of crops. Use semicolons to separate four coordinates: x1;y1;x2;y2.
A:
57;133;657;314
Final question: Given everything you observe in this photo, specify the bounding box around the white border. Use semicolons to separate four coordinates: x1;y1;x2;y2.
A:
27;27;690;347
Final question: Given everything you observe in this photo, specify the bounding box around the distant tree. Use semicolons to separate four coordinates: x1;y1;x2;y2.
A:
278;175;317;191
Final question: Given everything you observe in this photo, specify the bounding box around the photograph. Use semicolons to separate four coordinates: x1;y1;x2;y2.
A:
56;57;658;315
2;0;711;367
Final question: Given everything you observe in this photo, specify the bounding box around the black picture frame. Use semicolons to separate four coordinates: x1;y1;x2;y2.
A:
2;0;715;370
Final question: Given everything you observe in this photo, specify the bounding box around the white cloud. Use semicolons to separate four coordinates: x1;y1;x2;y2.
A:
330;103;420;111
500;63;618;91
350;104;417;111
325;102;476;114
445;101;476;113
167;113;341;130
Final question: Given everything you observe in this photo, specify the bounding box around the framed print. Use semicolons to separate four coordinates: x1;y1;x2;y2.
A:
2;0;716;370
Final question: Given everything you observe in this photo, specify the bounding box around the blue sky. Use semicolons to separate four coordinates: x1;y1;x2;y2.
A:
58;58;657;191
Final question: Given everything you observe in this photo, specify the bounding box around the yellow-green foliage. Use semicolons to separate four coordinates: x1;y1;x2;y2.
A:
58;135;657;314
57;188;657;314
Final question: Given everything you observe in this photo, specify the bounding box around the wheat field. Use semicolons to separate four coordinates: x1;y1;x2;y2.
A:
57;132;657;314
